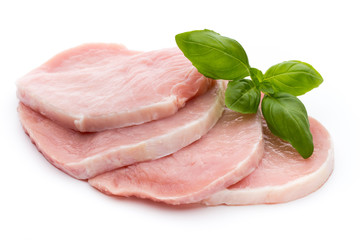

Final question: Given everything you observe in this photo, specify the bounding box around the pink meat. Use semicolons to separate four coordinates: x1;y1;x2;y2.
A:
88;109;264;205
203;117;334;205
18;81;225;179
17;44;212;132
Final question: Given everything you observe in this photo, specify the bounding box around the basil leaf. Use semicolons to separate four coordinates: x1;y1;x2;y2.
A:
175;29;250;80
263;60;323;96
250;67;263;86
225;79;261;114
261;93;314;158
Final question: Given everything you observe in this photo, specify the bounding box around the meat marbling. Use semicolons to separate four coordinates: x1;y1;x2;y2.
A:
203;117;334;205
17;44;212;132
88;109;264;205
18;81;225;179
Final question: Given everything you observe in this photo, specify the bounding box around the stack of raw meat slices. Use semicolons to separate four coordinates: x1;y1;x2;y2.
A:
17;43;334;205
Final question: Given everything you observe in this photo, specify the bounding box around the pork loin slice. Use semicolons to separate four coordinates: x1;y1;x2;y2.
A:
88;109;264;205
17;44;211;132
203;117;334;205
18;81;225;179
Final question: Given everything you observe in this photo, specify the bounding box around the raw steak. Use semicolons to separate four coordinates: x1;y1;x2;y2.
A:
18;81;225;179
17;44;212;132
88;109;264;205
203;117;334;205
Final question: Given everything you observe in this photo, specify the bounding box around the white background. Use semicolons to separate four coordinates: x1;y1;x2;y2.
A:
1;0;359;239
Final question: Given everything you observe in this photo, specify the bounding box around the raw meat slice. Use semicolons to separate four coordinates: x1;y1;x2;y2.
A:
18;81;225;180
203;117;334;205
88;109;264;205
17;44;212;132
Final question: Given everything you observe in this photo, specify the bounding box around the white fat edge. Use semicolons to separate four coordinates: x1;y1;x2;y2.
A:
18;86;82;124
203;139;335;206
73;94;180;131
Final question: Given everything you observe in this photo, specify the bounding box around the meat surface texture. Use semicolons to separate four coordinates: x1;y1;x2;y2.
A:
88;109;264;205
18;81;226;179
203;117;334;205
17;44;211;132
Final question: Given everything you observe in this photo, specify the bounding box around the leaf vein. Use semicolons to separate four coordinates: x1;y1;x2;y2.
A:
180;39;250;74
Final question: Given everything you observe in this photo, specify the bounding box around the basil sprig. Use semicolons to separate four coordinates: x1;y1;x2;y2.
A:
176;29;323;158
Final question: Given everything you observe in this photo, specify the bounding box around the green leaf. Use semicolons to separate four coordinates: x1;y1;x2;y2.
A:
225;79;261;114
261;93;314;158
250;67;263;86
263;60;323;96
175;29;250;80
